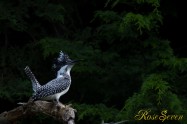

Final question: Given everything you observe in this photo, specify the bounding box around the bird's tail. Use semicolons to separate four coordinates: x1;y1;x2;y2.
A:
24;66;41;92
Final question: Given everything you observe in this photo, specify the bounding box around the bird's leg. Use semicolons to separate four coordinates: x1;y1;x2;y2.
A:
53;99;65;109
52;99;58;106
57;99;65;108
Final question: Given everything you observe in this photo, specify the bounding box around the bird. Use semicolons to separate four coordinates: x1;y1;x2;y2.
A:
25;51;79;106
24;51;69;89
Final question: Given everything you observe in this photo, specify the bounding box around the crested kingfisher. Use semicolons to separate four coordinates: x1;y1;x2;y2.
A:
24;51;79;105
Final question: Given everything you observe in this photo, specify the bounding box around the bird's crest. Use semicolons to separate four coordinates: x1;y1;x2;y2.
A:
52;51;72;71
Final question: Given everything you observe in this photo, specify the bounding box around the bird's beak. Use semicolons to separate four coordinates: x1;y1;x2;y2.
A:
67;59;84;65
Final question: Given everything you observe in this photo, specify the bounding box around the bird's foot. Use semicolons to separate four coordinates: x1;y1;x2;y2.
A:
57;102;65;108
53;100;65;109
65;104;72;108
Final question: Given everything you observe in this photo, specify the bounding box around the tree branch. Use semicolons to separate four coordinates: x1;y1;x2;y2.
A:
0;100;76;124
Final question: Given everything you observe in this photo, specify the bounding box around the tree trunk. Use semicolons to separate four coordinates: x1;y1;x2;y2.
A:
0;100;76;124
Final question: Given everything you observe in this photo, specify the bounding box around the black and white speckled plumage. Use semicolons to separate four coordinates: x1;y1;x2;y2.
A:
24;66;41;92
25;51;70;93
53;51;72;72
32;74;71;101
25;50;77;104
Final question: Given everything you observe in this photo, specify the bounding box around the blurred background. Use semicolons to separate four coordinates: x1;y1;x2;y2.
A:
0;0;187;123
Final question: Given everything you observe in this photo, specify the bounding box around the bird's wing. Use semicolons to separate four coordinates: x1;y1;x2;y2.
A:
32;76;70;100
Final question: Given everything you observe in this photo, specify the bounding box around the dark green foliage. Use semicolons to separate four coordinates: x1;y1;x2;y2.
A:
74;103;122;123
0;0;186;124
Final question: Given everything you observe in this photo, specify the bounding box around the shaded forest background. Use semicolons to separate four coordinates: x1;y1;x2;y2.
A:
0;0;187;123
